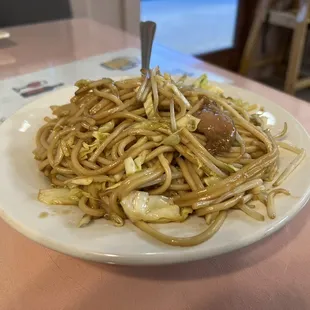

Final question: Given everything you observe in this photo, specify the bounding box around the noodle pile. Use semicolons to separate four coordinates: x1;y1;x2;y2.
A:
33;68;305;247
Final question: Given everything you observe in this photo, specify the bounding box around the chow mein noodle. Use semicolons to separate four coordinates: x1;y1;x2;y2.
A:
33;68;305;247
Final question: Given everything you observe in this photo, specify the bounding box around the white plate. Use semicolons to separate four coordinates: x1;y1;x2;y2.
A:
0;82;310;265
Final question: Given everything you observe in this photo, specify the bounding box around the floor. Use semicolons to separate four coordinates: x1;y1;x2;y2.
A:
259;76;310;102
140;0;238;55
296;88;310;102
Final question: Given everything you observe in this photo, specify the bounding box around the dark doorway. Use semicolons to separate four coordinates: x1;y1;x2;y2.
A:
0;0;72;28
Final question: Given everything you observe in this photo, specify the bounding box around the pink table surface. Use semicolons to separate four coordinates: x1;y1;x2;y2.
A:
1;18;310;310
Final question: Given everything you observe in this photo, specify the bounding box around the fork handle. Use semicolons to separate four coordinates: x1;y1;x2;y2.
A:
140;21;156;72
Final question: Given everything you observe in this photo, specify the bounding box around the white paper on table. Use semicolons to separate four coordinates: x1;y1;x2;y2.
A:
0;48;231;123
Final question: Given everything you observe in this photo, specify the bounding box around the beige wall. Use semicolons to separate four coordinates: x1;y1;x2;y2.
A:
70;0;140;35
123;0;140;35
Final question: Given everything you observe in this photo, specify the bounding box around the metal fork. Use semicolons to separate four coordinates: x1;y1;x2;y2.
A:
140;21;157;73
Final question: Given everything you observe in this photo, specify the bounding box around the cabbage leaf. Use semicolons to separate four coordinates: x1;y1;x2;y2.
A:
121;191;192;223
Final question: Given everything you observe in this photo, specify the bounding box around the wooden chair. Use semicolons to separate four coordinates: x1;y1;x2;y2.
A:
239;0;310;94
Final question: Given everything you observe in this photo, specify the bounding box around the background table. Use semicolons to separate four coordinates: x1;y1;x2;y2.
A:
1;18;310;310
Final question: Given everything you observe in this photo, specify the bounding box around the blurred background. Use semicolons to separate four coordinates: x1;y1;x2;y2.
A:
0;0;250;71
1;0;310;100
